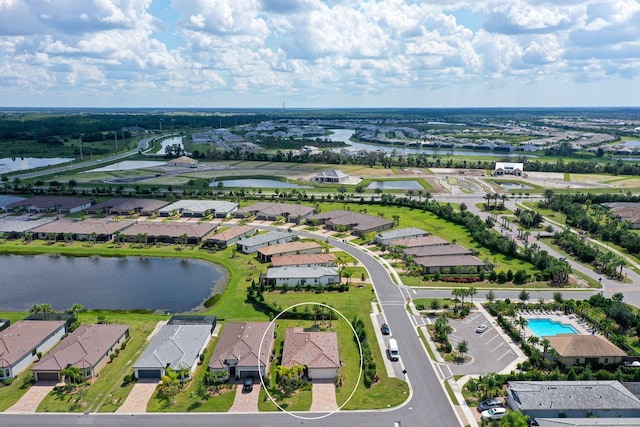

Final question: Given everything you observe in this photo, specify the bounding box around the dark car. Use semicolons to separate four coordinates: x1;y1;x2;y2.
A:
243;376;254;393
381;323;390;335
477;398;504;412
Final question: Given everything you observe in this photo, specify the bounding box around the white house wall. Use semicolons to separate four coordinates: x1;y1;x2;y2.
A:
10;325;65;378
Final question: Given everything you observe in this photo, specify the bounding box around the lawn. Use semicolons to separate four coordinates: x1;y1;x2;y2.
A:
260;285;409;410
146;329;237;412
36;312;164;413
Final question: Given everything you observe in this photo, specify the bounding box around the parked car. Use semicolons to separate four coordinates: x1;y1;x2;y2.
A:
477;398;504;412
475;324;488;333
381;323;390;335
243;376;254;393
481;407;507;420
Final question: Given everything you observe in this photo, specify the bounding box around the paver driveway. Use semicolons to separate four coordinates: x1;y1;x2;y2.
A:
229;384;259;412
310;379;338;412
116;379;159;413
7;381;57;413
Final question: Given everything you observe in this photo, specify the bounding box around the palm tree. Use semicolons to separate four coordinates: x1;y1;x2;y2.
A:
69;303;84;320
541;338;551;355
467;287;477;304
0;231;8;244
516;316;528;338
63;232;74;245
179;233;189;247
456;340;469;360
61;365;84;385
40;303;52;320
527;336;540;347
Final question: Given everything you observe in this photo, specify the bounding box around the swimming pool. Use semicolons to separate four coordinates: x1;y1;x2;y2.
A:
528;318;577;337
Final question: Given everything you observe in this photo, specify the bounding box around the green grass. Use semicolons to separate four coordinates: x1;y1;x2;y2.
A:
418;327;436;361
36;312;164;413
0;372;36;411
146;331;236;412
261;286;408;410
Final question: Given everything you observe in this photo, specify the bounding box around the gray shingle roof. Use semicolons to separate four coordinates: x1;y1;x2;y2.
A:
265;266;339;279
134;324;211;371
508;381;640;411
237;231;294;248
376;227;428;241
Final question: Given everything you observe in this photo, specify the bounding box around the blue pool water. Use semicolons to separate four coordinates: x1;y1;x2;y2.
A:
528;318;577;337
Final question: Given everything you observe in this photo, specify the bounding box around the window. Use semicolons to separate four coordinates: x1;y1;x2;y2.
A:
575;358;580;365
604;358;609;364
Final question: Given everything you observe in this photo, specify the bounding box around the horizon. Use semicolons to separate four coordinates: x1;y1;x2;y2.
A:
1;0;639;109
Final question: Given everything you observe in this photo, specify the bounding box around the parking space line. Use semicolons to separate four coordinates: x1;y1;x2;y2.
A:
497;349;515;361
484;334;501;345
490;342;507;353
462;313;483;324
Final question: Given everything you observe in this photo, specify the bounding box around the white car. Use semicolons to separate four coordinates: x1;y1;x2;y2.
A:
481;407;507;420
475;324;488;333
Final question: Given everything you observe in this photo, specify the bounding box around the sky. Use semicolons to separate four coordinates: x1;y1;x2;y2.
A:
0;0;639;109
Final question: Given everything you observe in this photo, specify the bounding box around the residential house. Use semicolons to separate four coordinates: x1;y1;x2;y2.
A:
236;231;296;254
31;324;129;381
256;241;322;263
492;162;524;176
389;235;449;250
6;196;92;214
313;169;350;183
168;156;198;168
0;216;58;239
374;227;429;246
404;244;473;259
134;316;216;379
202;225;256;249
506;380;640;420
235;202;315;222
123;222;217;245
309;210;393;236
158;200;238;218
208;322;275;381
271;253;336;268
0;195;25;213
30;219;134;242
282;327;340;380
87;198;169;216
263;266;340;288
414;254;487;274
535;418;640;427
0;320;66;380
546;334;626;367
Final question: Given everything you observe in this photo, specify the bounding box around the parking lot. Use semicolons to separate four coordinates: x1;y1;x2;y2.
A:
429;310;520;377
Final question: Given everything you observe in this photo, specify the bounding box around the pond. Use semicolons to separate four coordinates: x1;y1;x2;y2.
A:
0;157;74;174
85;160;167;173
210;178;310;189
159;136;184;153
499;182;532;190
366;180;423;190
0;255;226;313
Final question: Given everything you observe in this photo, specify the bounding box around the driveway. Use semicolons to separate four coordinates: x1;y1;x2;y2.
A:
310;379;338;412
229;383;259;413
7;381;57;412
116;379;159;413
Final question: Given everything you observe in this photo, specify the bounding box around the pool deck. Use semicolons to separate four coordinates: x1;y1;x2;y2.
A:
514;310;595;339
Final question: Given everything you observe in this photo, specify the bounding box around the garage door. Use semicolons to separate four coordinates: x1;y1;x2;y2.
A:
35;372;59;381
137;369;161;379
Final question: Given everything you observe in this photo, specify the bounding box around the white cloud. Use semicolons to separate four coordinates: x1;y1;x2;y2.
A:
0;0;638;107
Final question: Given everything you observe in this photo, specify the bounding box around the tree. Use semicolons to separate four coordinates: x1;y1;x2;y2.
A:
467;287;477;304
519;289;530;305
68;303;84;320
516;316;528;338
486;290;496;302
40;303;52;320
61;365;84;386
456;340;469;360
499;410;529;427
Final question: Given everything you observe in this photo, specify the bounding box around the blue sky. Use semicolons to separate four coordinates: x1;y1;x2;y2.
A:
0;0;639;108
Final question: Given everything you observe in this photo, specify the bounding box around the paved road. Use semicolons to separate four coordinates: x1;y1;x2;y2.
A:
12;136;155;181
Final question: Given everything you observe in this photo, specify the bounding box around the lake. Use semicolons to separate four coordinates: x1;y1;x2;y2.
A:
210;178;310;188
0;255;226;313
367;180;423;190
0;157;74;174
328;129;536;158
